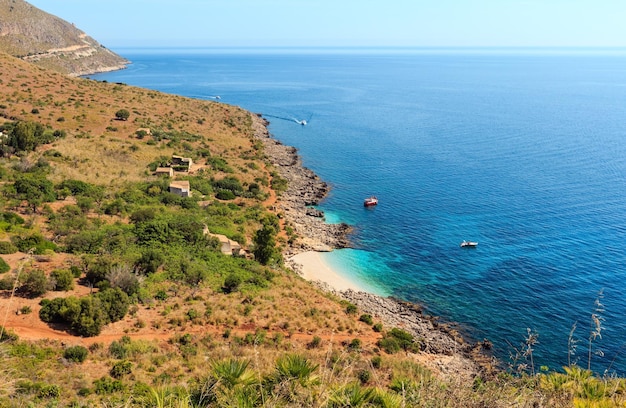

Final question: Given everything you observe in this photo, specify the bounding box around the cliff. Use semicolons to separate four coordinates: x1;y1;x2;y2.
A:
0;0;128;76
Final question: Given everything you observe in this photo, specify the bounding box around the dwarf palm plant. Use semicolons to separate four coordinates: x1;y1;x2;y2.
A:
270;353;320;403
328;383;376;407
191;358;257;407
274;354;320;387
138;386;190;408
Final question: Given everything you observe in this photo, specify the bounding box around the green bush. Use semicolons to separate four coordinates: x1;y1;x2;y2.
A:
98;288;130;323
212;176;243;195
377;337;401;354
50;269;74;291
11;233;57;255
0;257;9;274
308;336;322;349
93;376;124;394
0;275;13;289
39;290;129;337
0;241;18;254
63;345;88;363
215;190;235;200
377;328;419;354
348;338;362;351
222;273;242;294
19;269;49;298
110;360;132;378
345;303;358;315
359;314;373;325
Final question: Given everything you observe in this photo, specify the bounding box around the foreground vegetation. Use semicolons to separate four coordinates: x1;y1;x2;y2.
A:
0;52;624;406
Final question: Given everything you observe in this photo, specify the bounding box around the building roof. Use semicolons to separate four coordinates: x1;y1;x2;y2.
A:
169;180;190;190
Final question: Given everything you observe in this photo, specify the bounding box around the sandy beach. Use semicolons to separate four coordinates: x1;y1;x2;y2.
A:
289;251;365;292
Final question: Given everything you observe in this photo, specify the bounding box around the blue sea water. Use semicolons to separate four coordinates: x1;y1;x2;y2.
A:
91;47;626;374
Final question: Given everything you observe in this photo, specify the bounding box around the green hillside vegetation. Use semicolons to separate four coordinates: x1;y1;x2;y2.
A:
0;51;624;406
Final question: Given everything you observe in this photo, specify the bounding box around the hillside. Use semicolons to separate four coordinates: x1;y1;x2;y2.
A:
0;0;127;76
0;49;617;407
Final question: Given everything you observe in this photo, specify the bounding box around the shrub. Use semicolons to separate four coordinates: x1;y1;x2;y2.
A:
371;355;382;369
97;288;130;323
1;211;25;227
70;265;82;278
359;314;373;325
0;241;18;254
348;338;362;351
50;269;74;291
377;328;419;354
11;233;57;255
110;360;132;378
212;176;243;196
222;273;242;294
0;257;9;274
377;337;401;354
38;384;60;399
115;109;130;121
39;294;120;337
19;269;49;297
372;323;383;333
93;376;124;394
358;369;371;385
345;303;358;315
215;190;235;200
64;345;88;363
308;336;322;349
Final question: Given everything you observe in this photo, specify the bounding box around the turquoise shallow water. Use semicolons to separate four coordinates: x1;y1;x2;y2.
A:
92;48;626;373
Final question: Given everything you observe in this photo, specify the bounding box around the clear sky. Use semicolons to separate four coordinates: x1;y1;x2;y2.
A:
27;0;626;49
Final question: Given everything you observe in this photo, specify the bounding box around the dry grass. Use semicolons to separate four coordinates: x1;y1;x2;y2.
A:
0;52;264;187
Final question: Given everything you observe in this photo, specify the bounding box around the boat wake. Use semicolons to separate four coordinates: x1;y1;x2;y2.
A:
263;113;312;126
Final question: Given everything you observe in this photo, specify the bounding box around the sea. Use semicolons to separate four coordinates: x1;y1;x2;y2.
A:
90;47;626;374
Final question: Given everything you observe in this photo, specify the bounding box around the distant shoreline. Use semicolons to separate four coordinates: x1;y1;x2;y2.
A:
252;113;496;377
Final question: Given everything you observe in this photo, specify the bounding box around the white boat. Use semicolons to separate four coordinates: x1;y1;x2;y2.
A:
460;240;478;248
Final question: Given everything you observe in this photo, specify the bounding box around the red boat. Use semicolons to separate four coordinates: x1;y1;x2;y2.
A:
364;196;378;207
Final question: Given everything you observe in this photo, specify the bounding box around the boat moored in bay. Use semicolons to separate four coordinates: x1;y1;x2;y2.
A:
364;196;378;207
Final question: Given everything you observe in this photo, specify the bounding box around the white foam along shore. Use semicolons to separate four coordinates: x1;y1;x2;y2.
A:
289;251;366;292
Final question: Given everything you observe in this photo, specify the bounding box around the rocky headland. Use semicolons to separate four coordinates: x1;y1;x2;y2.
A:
0;0;129;76
251;113;496;379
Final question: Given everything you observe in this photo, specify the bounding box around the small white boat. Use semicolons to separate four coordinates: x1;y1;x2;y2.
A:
460;240;478;248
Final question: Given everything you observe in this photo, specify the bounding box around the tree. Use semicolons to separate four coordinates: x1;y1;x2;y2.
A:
13;175;56;213
253;215;280;265
19;269;49;298
8;121;44;152
115;109;130;121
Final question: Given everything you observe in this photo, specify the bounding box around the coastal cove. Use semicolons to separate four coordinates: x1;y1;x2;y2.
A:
91;48;626;374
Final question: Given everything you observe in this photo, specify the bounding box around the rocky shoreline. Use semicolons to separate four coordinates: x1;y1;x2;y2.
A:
251;114;352;254
252;113;495;379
